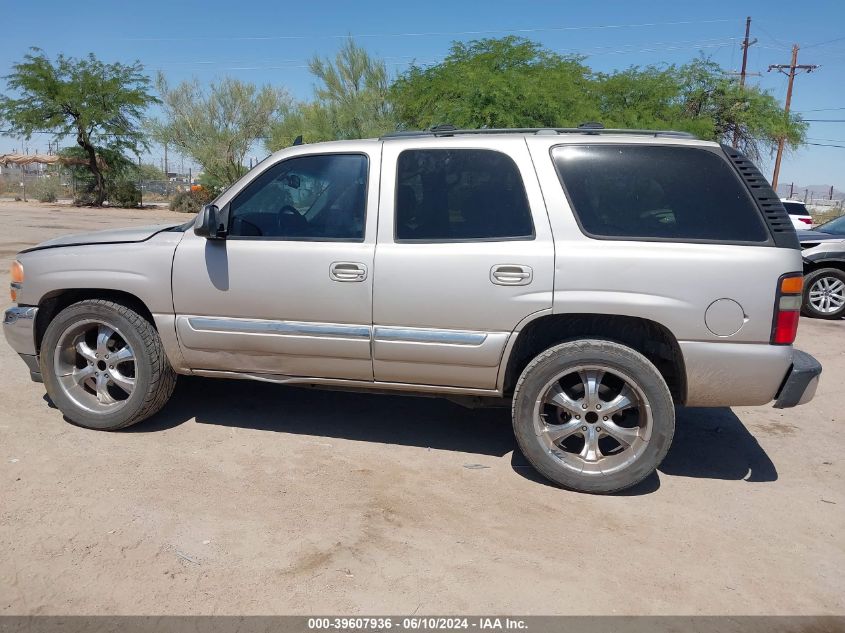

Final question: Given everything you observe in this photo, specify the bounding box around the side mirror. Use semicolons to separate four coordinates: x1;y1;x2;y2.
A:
194;204;225;239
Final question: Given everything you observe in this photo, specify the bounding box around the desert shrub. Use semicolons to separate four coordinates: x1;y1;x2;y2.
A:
169;187;214;213
29;178;61;203
107;181;141;208
73;191;96;206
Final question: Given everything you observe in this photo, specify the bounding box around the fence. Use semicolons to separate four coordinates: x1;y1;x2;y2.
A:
0;172;193;205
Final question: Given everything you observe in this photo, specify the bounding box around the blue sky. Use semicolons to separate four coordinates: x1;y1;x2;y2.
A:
2;0;844;189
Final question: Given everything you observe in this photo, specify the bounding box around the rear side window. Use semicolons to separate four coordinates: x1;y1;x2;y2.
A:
395;149;534;241
552;145;769;243
783;202;809;216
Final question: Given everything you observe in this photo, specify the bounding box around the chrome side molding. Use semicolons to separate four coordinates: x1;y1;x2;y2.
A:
373;326;487;346
187;317;371;339
184;317;491;347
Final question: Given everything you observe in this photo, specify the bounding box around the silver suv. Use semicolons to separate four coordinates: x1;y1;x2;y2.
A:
3;127;823;493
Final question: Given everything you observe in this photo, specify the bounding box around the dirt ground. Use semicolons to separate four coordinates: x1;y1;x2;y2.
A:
0;200;842;616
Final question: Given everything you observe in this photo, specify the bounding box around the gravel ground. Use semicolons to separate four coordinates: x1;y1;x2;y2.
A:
0;201;842;615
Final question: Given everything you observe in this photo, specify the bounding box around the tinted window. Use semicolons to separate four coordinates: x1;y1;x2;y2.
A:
818;215;845;235
783;202;809;216
229;154;367;240
395;149;534;241
553;145;769;243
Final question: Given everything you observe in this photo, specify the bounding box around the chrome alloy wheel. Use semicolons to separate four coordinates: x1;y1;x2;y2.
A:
532;365;653;475
53;319;136;414
809;276;845;314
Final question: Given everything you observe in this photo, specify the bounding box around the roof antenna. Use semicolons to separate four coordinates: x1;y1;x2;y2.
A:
292;135;304;146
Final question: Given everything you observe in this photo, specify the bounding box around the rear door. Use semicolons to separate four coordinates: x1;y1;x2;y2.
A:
371;136;555;390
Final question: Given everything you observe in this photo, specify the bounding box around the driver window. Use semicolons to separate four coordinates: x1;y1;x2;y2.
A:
228;153;368;241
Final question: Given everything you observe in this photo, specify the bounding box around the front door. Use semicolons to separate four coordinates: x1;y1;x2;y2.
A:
172;147;379;381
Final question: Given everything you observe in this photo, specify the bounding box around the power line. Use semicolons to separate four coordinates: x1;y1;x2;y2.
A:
802;119;845;122
755;24;791;50
798;107;845;113
804;35;845;49
147;37;740;73
126;17;740;42
806;142;845;148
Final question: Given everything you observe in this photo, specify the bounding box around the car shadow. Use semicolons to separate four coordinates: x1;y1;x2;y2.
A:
127;377;777;494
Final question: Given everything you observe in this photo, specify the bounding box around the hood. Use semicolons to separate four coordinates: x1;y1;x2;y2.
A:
797;229;845;243
21;223;181;253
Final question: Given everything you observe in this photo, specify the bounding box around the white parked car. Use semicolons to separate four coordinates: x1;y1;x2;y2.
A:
781;199;815;230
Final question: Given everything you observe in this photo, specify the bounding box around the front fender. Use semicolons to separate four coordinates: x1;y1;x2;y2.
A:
16;231;183;313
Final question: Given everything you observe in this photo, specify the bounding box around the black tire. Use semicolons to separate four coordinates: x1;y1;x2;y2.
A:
40;299;177;430
512;339;675;494
802;268;845;320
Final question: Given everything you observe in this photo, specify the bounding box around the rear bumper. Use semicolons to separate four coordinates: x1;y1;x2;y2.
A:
679;341;820;407
3;306;41;382
773;349;822;408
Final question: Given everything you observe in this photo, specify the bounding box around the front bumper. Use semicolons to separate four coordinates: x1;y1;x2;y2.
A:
3;306;41;382
773;349;822;408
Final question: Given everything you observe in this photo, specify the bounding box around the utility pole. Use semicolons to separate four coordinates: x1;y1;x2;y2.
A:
768;45;818;190
164;143;169;178
738;17;755;90
138;155;143;209
732;17;757;148
789;182;794;198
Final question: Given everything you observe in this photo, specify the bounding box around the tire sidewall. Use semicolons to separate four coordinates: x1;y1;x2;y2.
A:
802;268;845;319
40;302;154;430
512;340;675;494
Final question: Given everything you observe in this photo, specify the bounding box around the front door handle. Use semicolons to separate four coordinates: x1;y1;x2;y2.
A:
491;264;533;286
330;261;368;282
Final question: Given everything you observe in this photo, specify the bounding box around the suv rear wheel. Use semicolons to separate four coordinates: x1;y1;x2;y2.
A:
512;339;674;493
40;299;177;430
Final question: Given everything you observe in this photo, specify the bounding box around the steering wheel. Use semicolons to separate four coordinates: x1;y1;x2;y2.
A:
278;205;309;235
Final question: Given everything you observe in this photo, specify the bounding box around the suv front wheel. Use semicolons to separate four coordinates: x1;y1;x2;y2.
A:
512;339;675;493
40;299;177;430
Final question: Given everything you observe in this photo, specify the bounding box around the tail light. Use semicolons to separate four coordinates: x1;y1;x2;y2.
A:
771;274;802;345
799;217;813;225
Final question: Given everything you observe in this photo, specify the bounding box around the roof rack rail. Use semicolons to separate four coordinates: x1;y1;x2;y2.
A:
380;127;697;140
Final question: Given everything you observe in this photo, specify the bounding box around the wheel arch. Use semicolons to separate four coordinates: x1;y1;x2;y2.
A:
500;313;687;404
35;289;157;354
803;257;845;274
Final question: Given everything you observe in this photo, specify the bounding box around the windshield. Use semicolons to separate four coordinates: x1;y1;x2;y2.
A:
817;214;845;235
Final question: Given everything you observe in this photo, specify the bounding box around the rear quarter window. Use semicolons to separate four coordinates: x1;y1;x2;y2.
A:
552;145;770;243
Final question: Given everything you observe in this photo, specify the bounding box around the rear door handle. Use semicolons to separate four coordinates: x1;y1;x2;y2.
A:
491;264;533;286
330;261;368;282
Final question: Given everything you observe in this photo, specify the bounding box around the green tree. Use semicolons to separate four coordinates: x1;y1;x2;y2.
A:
153;75;289;186
0;49;157;205
389;37;598;130
595;58;806;159
57;145;138;206
389;38;806;159
134;162;166;181
267;38;395;150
